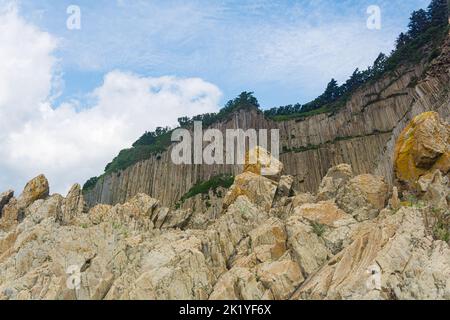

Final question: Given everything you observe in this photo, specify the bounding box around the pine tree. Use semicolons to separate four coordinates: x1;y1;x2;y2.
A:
427;0;448;26
407;9;430;39
395;32;410;49
371;53;388;77
322;79;340;103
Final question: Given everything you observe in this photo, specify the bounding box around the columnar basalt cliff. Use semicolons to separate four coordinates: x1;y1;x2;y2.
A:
0;111;448;299
84;30;450;209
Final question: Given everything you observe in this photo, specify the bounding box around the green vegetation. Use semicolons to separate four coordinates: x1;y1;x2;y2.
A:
311;221;326;237
402;194;427;208
431;208;450;243
281;130;393;154
178;175;235;204
82;176;99;192
264;0;449;122
104;128;173;174
177;91;260;128
83;1;448;192
82;127;173;192
83;93;259;193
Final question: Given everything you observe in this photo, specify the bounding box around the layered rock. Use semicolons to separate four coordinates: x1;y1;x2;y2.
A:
0;141;449;300
83;33;450;209
394;111;450;190
293;207;450;300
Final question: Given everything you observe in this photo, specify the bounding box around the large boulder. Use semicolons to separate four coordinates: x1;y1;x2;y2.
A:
336;174;389;221
317;164;353;201
244;146;283;180
293;207;450;300
394;112;450;190
17;174;49;209
291;201;357;256
417;170;449;211
222;172;278;212
0;176;49;230
59;184;86;225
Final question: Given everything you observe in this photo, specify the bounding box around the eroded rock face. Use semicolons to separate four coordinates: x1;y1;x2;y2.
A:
59;184;86;225
222;172;278;212
293;207;450;300
0;113;449;300
395;112;450;189
0;190;14;215
0;175;50;230
244;146;283;180
417;170;449;211
336;174;389;221
17;174;49;209
317;164;353;201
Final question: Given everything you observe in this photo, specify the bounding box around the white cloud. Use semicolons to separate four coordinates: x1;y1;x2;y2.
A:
0;6;222;195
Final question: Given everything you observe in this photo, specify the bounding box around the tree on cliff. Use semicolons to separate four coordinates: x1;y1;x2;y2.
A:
407;9;431;39
322;79;340;102
395;32;410;50
427;0;448;26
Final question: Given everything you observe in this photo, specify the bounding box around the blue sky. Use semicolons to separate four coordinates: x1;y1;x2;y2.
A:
18;0;429;108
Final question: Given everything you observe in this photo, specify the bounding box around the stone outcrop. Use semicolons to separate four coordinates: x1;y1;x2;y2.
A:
59;184;86;225
1;32;450;301
0;127;449;300
293;207;450;300
0;190;13;215
317;164;353;201
83;33;450;209
336;174;389;221
222;172;278;212
394;111;450;190
0;175;50;230
17;174;49;209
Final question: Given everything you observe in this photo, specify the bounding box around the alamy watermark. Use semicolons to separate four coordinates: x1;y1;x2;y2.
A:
170;122;280;176
66;265;81;290
366;264;382;290
66;5;81;30
367;5;381;30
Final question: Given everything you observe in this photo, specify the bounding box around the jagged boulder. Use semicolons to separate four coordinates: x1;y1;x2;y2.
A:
0;190;14;214
0;176;50;230
222;172;278;212
317;164;353;201
59;184;86;225
88;204;113;225
230;218;287;268
394;112;450;190
336;174;389;221
276;175;294;197
17;174;49;209
417;170;449;211
25;194;64;224
293;207;450;300
244;146;283;180
0;198;19;230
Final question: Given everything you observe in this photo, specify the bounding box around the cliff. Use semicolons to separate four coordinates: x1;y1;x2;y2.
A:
84;30;450;209
0;111;448;299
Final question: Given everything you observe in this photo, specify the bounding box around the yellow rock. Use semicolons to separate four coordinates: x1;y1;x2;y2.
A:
18;174;49;208
244;146;283;179
394;112;450;189
222;172;278;212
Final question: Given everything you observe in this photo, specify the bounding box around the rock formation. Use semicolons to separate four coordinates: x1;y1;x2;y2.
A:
83;32;450;209
0;112;448;299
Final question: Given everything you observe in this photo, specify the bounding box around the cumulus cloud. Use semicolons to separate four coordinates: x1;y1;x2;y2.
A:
0;6;222;194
